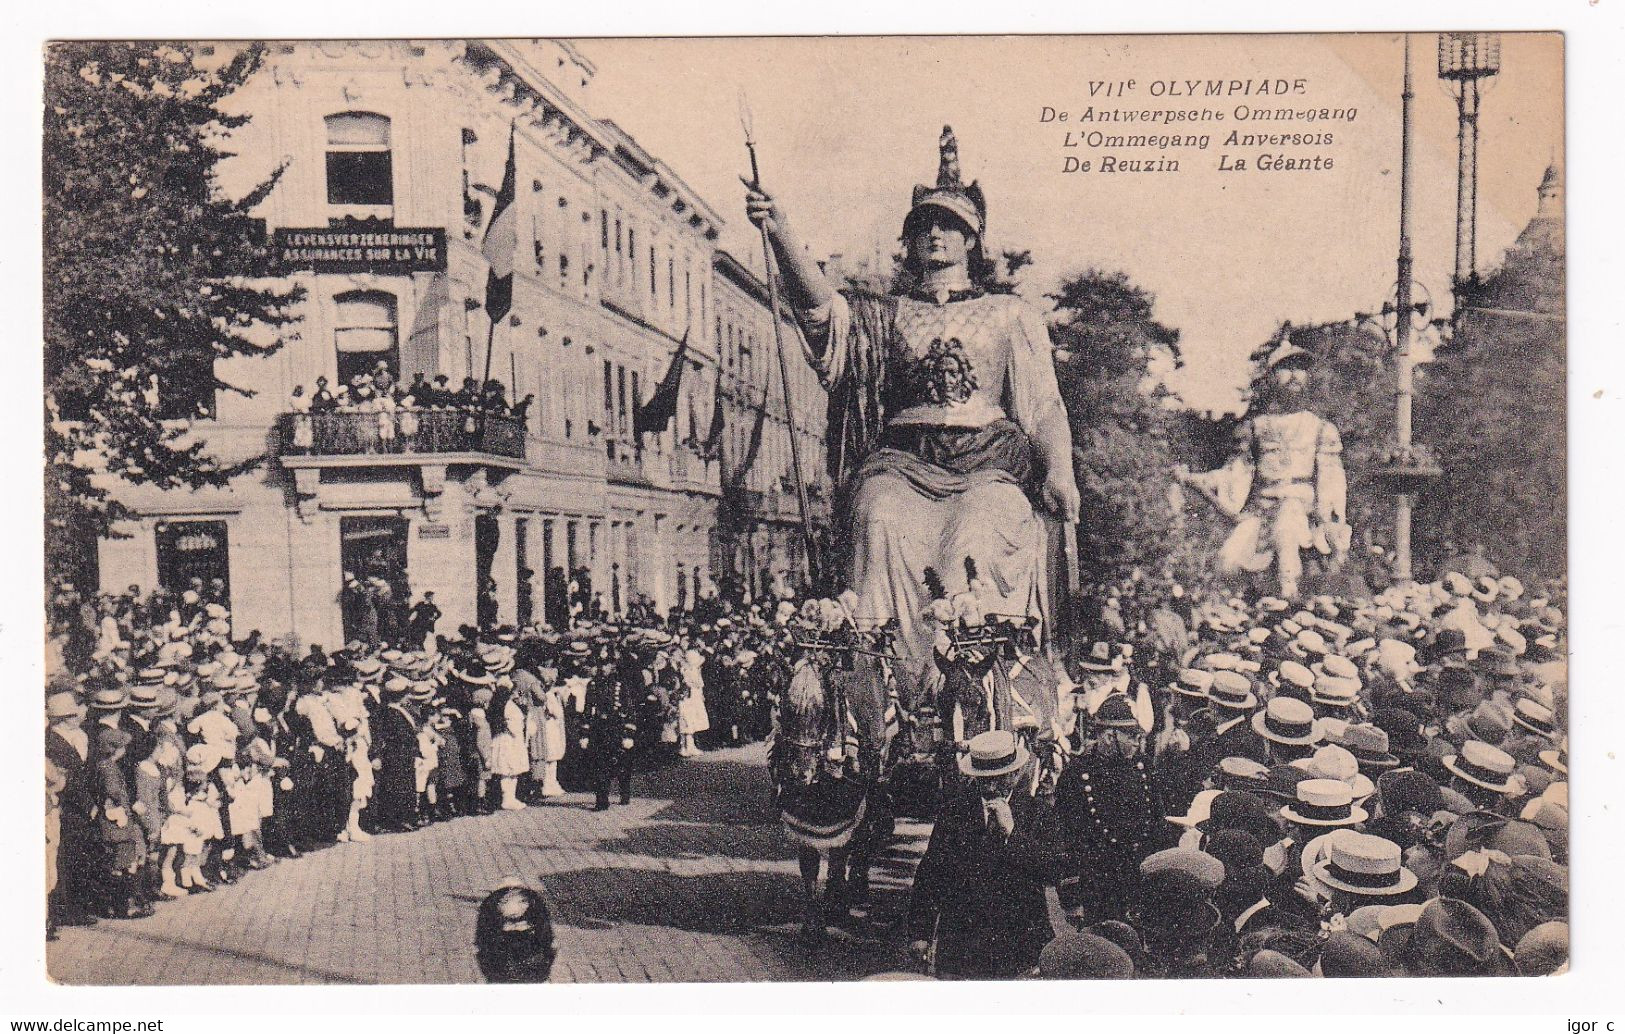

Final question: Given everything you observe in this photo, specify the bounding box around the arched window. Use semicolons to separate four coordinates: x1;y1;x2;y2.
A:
333;290;398;387
325;112;393;209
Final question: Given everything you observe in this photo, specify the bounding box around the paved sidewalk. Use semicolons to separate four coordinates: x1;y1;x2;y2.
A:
47;743;929;984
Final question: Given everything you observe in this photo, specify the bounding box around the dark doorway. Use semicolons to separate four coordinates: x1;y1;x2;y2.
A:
341;515;408;647
475;514;499;629
155;520;231;604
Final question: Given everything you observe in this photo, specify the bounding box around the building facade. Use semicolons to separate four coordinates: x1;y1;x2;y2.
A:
90;39;828;648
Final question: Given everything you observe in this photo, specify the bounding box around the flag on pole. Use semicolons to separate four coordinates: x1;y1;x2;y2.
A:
634;330;691;435
701;372;726;461
481;124;517;324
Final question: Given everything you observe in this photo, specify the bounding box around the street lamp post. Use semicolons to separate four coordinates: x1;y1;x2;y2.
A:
1370;36;1442;588
1438;32;1502;316
1395;35;1416;586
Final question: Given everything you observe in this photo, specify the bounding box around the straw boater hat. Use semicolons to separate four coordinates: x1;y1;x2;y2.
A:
1444;740;1520;793
88;686;130;712
1282;778;1368;827
1293;745;1375;802
957;729;1030;779
1538;746;1567;775
1252;696;1320;747
1273;660;1316;693
1311;671;1362;710
1206;670;1258;712
1171;668;1213;700
1510;698;1558;739
1312;832;1418;897
1217;756;1272;794
46;692;81;721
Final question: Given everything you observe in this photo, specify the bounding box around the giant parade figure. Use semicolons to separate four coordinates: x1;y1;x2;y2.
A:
745;127;1082;946
1177;335;1350;600
744;126;1081;669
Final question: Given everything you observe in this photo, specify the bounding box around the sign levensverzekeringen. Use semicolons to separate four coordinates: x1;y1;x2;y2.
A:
274;225;447;273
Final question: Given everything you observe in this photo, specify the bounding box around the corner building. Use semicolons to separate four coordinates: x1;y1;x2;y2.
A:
91;40;829;648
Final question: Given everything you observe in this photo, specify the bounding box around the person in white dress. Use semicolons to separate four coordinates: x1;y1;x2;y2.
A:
677;640;710;757
488;683;529;810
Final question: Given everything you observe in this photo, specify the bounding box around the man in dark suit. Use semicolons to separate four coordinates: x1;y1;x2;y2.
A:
907;730;1070;979
46;691;99;927
373;678;420;832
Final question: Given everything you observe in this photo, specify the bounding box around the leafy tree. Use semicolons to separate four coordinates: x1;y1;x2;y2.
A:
44;42;299;585
1413;217;1565;583
1047;268;1192;585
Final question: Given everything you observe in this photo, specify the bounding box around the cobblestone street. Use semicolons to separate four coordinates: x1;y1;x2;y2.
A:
47;743;930;985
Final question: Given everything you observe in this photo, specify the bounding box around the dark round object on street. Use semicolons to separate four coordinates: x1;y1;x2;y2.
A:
475;883;557;983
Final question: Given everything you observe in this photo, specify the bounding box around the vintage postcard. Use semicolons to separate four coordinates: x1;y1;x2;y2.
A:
41;32;1565;986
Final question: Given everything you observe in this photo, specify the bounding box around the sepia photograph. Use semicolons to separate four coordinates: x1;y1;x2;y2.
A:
36;29;1572;991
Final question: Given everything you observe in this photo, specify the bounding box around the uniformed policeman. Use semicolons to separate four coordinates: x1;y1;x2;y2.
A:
585;654;638;811
1054;693;1167;925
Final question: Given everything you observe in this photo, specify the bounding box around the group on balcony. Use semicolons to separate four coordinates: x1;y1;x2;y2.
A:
285;361;533;460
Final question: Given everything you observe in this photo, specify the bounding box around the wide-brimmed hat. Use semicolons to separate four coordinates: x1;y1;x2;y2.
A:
1342;723;1402;773
1372;707;1430;756
1201;790;1281;840
1273;660;1316;694
1207;670;1258;711
1216;756;1272;794
1251;697;1319;746
1171;668;1213;700
1443;740;1520;793
957;729;1029;778
1166;788;1222;829
88;686;130;711
1311;832;1417;897
1078;641;1120;673
1293;745;1376;801
1281;778;1368;827
1510;698;1558;738
1405;898;1511;976
1311;673;1362;709
1265;336;1313;371
451;658;496;686
1288;629;1331;659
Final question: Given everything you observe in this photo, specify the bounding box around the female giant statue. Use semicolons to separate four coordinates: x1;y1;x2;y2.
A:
745;127;1080;666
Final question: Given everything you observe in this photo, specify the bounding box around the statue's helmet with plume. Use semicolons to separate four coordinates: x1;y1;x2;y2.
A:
903;125;988;263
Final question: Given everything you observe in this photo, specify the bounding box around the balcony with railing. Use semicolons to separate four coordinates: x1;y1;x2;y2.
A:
278;409;528;468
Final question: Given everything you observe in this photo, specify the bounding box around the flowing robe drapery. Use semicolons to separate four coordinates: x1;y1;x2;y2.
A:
798;290;1067;668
